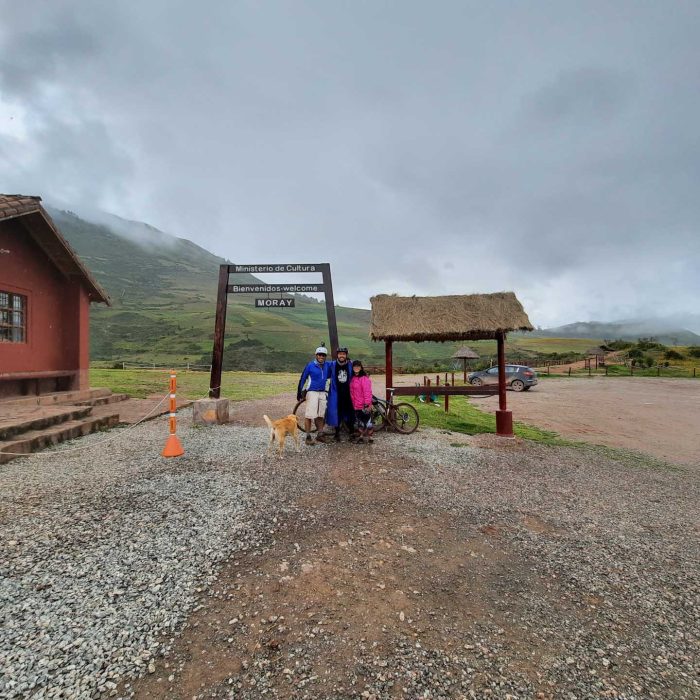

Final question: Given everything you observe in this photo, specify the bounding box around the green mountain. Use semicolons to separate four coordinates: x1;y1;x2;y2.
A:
54;208;693;371
49;208;454;370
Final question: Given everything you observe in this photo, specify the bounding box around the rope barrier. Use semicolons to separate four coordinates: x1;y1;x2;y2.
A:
1;381;228;460
0;392;171;458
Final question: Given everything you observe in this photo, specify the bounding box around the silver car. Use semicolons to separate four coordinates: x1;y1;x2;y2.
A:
468;364;538;391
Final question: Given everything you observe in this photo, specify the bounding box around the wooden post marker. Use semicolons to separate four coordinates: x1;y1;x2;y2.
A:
162;371;185;458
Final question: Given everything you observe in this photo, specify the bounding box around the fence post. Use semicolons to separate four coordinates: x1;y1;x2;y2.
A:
630;364;634;376
588;365;591;377
436;375;440;386
605;365;608;376
694;368;696;378
657;365;660;376
568;367;571;377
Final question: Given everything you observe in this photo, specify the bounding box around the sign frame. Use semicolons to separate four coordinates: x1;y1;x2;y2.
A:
209;263;338;398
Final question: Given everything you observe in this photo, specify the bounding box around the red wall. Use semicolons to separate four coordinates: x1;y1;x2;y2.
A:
0;218;90;392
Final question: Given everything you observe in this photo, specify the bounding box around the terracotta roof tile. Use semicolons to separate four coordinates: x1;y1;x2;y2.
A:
0;194;42;221
0;193;109;304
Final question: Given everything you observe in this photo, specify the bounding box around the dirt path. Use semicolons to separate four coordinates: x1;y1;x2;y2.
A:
474;377;700;467
124;396;699;700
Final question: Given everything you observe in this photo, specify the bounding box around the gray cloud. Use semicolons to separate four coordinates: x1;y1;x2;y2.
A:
1;0;699;329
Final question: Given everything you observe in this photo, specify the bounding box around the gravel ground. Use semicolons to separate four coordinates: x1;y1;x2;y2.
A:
1;409;698;700
0;412;319;699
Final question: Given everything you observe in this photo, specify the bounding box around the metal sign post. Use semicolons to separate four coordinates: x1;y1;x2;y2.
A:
209;263;338;398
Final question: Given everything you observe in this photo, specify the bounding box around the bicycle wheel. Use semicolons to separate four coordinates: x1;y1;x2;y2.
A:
390;402;420;434
293;399;317;433
370;403;389;432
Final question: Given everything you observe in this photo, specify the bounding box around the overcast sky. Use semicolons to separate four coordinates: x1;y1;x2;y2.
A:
1;1;699;329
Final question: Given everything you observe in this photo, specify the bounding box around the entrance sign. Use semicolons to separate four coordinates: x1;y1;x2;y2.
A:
209;263;338;398
232;264;323;274
228;283;324;294
255;298;295;308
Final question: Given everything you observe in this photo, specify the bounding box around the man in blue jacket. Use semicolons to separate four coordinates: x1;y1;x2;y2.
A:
297;345;332;444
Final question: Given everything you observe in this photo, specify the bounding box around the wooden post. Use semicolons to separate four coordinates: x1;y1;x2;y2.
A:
321;264;339;359
385;340;393;403
445;393;449;413
495;331;513;437
463;358;467;383
209;264;229;399
452;371;455;385
436;375;440;385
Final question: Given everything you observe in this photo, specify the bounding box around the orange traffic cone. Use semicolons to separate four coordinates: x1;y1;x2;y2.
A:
161;371;185;458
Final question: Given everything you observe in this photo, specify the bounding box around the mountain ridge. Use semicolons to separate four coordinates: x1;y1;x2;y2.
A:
47;207;698;369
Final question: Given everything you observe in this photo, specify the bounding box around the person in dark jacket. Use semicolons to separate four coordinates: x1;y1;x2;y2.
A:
297;345;332;444
326;347;355;441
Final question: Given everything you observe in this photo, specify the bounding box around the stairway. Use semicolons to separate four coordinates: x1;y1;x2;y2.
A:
0;389;126;464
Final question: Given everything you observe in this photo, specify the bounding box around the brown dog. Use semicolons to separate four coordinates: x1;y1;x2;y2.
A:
263;414;301;457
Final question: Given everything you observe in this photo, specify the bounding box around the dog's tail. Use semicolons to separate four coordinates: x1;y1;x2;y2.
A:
263;415;274;429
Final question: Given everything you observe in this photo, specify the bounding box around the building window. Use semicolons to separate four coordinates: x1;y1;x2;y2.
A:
0;290;27;343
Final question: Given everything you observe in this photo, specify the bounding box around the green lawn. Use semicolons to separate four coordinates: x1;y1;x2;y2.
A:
411;396;572;446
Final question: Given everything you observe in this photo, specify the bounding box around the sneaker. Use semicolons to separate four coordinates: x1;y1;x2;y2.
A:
305;435;314;445
315;434;331;444
334;432;341;443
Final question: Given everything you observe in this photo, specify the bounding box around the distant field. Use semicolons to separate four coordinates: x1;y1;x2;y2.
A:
89;369;298;400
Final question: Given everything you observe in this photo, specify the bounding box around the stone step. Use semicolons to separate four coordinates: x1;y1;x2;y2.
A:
0;405;94;441
73;393;130;407
0;388;112;409
0;413;120;464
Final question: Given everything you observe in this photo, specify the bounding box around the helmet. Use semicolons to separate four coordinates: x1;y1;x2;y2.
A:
315;346;328;355
336;347;348;354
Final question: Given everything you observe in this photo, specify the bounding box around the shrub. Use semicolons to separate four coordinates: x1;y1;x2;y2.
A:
645;356;655;368
636;338;666;351
687;346;700;358
665;349;684;361
605;339;633;351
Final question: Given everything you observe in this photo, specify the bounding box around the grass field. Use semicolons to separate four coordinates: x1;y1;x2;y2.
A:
89;369;298;400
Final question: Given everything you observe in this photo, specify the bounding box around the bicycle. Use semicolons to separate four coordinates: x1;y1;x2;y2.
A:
370;394;419;434
294;394;419;435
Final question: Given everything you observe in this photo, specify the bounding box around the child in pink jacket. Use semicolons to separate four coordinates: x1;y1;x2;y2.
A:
350;360;374;443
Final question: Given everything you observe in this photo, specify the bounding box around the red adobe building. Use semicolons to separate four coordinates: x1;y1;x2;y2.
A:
0;194;110;398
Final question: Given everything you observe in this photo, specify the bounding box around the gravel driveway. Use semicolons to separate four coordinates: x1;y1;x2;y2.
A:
1;404;698;699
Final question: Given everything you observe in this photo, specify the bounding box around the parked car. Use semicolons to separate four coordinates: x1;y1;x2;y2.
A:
468;365;538;391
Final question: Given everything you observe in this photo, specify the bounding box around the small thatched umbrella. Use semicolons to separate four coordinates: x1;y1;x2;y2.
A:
453;346;480;382
370;291;533;437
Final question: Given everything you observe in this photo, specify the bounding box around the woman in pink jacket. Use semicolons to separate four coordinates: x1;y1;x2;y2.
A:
350;360;374;443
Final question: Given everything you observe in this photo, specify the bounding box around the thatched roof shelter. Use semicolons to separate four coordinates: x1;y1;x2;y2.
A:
453;346;480;360
587;346;608;356
370;292;533;342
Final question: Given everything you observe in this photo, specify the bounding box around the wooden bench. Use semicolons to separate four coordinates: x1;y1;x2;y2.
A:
389;384;499;412
0;370;78;397
390;385;499;397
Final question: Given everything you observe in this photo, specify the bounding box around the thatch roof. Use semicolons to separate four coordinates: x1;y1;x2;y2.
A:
453;345;480;359
587;346;608;356
370;292;533;342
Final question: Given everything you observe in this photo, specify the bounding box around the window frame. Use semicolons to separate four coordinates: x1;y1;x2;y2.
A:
0;289;28;343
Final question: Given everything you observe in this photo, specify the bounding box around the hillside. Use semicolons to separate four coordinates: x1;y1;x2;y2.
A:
50;208;454;369
52;208;694;371
529;321;700;346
